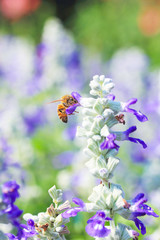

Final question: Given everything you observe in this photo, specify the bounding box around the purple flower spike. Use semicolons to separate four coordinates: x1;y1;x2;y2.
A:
124;126;147;149
129;193;159;235
62;197;85;218
122;98;148;122
100;133;120;151
86;211;111;238
2;181;20;204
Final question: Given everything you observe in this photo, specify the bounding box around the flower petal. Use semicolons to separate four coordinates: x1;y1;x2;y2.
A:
62;207;81;218
134;218;146;235
71;92;81;102
86;220;111;238
72;197;85;208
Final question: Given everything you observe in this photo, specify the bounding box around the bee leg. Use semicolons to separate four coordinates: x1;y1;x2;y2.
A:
74;111;79;113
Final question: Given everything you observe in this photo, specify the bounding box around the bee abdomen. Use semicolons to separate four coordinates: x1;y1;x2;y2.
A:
57;104;68;123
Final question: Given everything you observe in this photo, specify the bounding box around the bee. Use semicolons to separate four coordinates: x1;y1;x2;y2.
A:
48;95;78;123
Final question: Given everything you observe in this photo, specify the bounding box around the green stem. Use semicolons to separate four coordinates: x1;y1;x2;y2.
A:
110;211;116;232
110;217;116;230
55;202;58;209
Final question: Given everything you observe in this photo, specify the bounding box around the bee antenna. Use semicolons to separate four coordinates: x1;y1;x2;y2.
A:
47;99;62;104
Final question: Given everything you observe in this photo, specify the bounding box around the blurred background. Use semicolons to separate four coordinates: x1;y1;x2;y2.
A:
0;0;160;239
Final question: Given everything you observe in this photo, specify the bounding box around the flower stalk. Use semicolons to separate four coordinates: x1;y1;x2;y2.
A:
62;75;158;239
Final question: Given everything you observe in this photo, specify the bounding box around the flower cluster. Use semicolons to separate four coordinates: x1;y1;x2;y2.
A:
23;185;71;240
61;75;158;239
0;181;37;239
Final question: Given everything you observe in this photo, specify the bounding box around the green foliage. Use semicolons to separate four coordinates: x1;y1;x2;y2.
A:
71;0;160;68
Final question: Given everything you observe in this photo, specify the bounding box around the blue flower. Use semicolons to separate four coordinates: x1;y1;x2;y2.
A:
6;233;19;240
114;126;147;149
19;219;37;239
86;211;111;238
100;133;120;150
122;126;147;148
6;219;37;240
122;98;148;122
130;193;159;218
124;193;159;235
100;126;147;151
62;197;85;218
65;92;81;115
4;204;23;219
2;181;20;204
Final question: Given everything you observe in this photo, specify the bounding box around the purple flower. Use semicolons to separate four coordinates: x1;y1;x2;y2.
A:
1;181;26;238
65;92;81;115
6;233;19;240
6;219;37;240
131;193;159;218
122;126;147;149
107;94;115;101
4;204;23;219
2;181;20;204
71;92;82;103
100;133;120;151
122;98;148;122
86;211;111;238
129;193;159;235
62;198;85;218
19;219;37;239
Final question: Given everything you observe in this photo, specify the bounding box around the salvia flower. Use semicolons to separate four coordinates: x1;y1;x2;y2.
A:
62;197;85;218
100;133;120;150
123;193;159;235
6;219;37;240
4;204;23;219
1;181;25;238
6;233;19;240
73;75;158;238
19;219;37;239
114;126;147;149
121;98;148;122
86;211;111;238
130;193;158;218
65;92;82;115
2;181;20;204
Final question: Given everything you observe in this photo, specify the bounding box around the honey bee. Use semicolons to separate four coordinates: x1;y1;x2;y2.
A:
48;95;78;123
